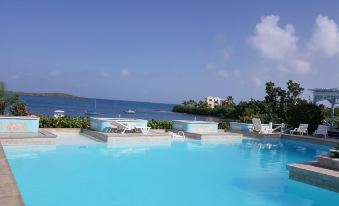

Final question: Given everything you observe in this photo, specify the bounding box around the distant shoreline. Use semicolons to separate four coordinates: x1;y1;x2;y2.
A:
7;91;81;99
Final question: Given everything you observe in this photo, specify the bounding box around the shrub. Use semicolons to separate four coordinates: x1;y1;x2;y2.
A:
147;119;173;129
285;101;325;133
38;116;90;128
218;121;229;130
9;101;31;116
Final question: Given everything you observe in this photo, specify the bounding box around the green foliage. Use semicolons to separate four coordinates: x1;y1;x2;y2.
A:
9;101;31;116
147;119;229;130
335;143;339;150
0;82;21;115
173;80;325;133
218;121;229;129
39;116;90;128
286;101;326;133
147;119;173;129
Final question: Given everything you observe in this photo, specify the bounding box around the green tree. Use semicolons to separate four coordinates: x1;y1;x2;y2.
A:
0;82;20;115
286;80;304;105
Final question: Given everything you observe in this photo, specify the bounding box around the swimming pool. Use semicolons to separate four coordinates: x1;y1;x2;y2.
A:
4;138;339;206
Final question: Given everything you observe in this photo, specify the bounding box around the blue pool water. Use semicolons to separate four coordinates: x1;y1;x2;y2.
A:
4;138;339;206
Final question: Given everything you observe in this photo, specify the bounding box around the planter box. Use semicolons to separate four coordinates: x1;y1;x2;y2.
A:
230;122;253;133
316;155;339;171
0;116;40;133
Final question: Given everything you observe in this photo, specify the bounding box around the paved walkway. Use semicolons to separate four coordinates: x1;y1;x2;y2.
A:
56;132;102;145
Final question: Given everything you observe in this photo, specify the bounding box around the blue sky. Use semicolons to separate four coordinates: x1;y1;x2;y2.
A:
1;0;339;103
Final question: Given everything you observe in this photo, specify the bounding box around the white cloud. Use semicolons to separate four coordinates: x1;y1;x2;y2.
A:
309;15;339;57
248;15;298;61
248;15;312;74
120;69;130;77
293;59;311;74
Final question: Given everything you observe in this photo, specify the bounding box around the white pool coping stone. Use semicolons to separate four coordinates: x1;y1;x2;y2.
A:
0;143;25;206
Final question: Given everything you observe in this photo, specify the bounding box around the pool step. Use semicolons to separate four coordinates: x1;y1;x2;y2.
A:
287;162;339;192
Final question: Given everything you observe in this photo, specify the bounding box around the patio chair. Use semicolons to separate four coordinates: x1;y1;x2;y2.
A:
169;131;185;139
135;126;151;135
111;121;136;134
252;118;272;134
313;125;328;138
290;124;308;135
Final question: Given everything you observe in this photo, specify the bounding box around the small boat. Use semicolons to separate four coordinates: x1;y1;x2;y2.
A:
85;110;99;115
54;110;65;118
124;109;136;114
85;99;100;115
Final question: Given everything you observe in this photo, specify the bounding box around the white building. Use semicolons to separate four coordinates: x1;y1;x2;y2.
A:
205;96;228;108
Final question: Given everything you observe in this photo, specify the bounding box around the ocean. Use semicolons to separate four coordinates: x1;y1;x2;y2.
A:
19;96;219;121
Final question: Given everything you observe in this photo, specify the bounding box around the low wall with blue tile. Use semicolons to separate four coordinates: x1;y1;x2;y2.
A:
173;120;218;133
230;122;253;133
0;117;40;133
90;118;148;132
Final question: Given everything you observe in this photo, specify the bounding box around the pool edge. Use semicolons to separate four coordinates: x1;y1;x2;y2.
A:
0;143;25;206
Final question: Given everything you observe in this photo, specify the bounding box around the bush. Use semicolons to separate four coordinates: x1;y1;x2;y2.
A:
39;116;90;128
286;101;325;133
9;101;31;116
147;119;173;129
218;121;229;130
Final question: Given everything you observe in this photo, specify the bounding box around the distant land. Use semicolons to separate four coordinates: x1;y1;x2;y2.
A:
6;91;81;99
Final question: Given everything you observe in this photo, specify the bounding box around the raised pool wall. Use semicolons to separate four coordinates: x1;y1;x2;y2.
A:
172;120;218;133
0;116;40;133
90;118;148;132
229;122;253;133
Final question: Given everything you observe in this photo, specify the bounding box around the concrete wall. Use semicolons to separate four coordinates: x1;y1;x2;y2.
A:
0;116;39;133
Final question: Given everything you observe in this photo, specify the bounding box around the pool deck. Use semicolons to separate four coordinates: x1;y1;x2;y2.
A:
0;143;25;206
229;130;339;147
81;128;244;143
0;129;57;145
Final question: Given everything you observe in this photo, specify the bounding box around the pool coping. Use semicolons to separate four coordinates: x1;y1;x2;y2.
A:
0;143;25;206
287;161;339;192
229;130;339;147
0;129;57;145
281;134;339;147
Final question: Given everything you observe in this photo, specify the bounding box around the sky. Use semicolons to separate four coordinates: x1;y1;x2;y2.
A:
0;0;339;104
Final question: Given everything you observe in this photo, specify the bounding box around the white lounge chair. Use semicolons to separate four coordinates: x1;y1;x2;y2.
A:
252;118;272;134
313;125;328;138
111;121;151;135
169;131;185;139
290;124;308;135
135;126;151;135
111;121;136;134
